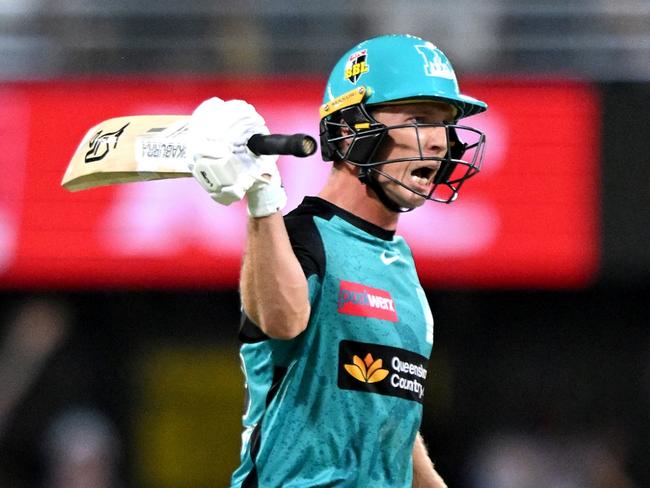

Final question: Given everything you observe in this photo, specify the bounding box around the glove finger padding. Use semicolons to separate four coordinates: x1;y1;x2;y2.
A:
187;98;262;199
222;99;270;143
187;97;286;212
190;98;267;153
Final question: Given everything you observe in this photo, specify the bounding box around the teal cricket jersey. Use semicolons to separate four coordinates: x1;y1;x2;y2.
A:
231;197;434;488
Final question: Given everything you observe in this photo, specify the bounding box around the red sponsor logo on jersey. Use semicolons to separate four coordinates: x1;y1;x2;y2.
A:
337;280;398;322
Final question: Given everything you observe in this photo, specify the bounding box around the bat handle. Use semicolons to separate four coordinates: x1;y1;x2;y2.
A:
247;133;317;158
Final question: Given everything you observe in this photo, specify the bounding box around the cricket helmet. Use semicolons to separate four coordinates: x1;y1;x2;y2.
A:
319;34;487;205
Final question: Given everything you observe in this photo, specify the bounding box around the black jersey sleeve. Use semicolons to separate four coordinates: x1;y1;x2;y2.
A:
239;312;270;343
283;210;326;280
239;203;326;344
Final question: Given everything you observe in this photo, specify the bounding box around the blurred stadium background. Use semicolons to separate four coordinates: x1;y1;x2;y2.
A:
1;1;649;487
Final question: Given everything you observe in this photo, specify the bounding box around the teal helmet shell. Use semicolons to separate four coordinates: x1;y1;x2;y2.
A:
322;34;487;119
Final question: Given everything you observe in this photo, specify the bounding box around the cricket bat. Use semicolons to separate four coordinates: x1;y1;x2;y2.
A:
61;115;317;192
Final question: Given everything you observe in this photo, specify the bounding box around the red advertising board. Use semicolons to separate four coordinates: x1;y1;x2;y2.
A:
0;78;599;289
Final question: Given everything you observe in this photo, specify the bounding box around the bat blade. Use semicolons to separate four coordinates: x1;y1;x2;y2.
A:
61;115;193;191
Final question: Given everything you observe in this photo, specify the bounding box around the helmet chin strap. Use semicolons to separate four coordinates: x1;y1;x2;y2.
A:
358;166;413;213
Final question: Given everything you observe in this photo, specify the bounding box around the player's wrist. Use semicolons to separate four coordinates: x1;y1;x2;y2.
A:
246;182;287;218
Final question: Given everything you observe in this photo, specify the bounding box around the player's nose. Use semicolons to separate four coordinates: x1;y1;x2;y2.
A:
420;125;448;158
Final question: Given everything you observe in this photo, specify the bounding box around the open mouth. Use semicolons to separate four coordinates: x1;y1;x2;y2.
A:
410;166;436;186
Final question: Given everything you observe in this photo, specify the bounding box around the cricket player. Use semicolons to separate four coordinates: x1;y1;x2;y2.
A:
187;34;487;487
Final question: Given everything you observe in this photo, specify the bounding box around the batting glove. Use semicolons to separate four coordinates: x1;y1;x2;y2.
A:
187;97;287;217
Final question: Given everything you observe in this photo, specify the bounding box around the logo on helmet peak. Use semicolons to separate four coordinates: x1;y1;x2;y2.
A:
345;49;370;85
414;44;456;80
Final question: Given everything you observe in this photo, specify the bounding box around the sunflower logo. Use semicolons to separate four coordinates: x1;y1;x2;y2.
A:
344;353;389;384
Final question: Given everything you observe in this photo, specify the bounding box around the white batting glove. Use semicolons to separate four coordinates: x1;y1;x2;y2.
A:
187;97;287;217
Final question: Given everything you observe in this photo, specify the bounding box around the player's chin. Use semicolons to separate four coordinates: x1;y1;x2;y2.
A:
408;195;427;209
392;190;427;210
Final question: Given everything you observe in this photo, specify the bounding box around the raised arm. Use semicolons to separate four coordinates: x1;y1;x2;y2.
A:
240;212;310;339
186;97;310;339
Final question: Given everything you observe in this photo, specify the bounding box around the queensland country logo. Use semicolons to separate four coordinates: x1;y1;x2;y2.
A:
344;353;389;384
85;123;129;163
337;280;398;322
344;49;369;84
338;340;428;403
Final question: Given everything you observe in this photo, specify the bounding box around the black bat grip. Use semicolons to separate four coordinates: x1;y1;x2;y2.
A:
247;133;317;158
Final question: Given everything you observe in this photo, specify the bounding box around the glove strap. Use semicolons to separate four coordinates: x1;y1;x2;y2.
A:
247;183;288;218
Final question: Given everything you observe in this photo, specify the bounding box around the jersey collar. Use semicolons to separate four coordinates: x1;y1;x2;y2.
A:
302;197;396;241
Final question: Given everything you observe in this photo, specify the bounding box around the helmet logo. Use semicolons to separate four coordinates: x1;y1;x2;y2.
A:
344;49;370;85
414;44;456;80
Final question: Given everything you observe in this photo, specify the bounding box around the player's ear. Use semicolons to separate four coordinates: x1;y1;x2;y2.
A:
340;122;352;136
338;121;353;154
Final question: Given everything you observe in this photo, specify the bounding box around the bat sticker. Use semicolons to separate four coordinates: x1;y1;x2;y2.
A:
84;123;129;163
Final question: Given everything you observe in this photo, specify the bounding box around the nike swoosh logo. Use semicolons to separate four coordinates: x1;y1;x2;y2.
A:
380;251;400;265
